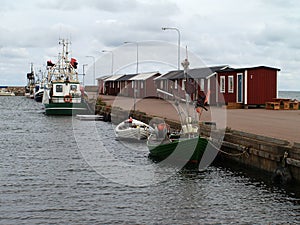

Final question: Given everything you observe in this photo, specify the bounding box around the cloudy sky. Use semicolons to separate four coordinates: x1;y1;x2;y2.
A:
0;0;300;90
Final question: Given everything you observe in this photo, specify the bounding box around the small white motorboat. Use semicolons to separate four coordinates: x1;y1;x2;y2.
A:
115;118;154;140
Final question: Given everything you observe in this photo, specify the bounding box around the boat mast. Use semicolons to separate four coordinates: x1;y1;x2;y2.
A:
64;39;71;79
181;46;190;120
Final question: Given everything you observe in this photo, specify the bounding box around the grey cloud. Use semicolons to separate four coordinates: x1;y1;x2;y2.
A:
36;0;138;12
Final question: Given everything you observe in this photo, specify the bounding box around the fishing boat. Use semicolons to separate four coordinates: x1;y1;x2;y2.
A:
34;84;44;102
25;63;35;99
34;70;47;102
115;117;154;140
147;58;208;169
35;78;48;102
147;118;208;169
42;39;90;115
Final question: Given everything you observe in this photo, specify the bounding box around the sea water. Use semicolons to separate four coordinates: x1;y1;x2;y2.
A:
278;91;300;100
0;96;300;224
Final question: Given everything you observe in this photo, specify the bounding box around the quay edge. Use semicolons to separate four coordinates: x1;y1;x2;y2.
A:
96;104;300;184
200;124;300;184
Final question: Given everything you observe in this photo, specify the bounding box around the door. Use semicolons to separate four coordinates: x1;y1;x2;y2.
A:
237;73;243;103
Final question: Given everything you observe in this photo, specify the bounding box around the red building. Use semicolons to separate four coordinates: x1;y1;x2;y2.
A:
128;72;161;98
97;75;111;94
155;66;227;104
103;74;125;95
116;74;135;97
216;66;280;107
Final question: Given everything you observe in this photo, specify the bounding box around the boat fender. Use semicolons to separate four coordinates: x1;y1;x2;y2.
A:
64;94;72;103
157;123;167;138
272;167;292;185
272;151;292;184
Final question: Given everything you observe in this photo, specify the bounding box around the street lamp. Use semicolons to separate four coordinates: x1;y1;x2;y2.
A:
124;41;139;74
102;50;114;75
82;64;88;86
162;27;181;70
85;55;96;85
124;41;139;112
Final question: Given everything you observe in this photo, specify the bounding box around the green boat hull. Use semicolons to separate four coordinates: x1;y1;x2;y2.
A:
44;102;90;116
148;136;208;169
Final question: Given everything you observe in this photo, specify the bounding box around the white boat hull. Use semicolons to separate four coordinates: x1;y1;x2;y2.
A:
115;119;153;140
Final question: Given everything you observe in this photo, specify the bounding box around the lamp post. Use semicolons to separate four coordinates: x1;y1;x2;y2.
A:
124;41;139;74
162;27;181;70
124;41;139;112
102;50;114;75
82;64;88;86
85;55;96;85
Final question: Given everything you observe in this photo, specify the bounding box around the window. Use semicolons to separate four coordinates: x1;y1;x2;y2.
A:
182;80;185;90
70;85;77;91
125;81;127;88
174;80;178;89
132;81;134;88
141;81;144;89
112;82;114;88
56;85;63;92
160;80;163;89
200;79;205;91
117;81;120;88
220;76;225;93
228;76;234;93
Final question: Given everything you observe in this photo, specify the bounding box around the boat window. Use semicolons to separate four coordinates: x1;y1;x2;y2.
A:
56;85;63;92
70;85;77;91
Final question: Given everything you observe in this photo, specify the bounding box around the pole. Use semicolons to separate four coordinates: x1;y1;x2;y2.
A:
162;27;181;70
86;56;96;85
82;64;88;86
102;50;114;75
124;41;139;113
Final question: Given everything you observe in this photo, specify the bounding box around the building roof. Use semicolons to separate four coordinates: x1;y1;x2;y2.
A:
104;74;125;81
218;65;281;72
96;75;112;81
175;65;228;79
154;70;182;80
129;72;160;81
116;74;136;81
155;66;228;81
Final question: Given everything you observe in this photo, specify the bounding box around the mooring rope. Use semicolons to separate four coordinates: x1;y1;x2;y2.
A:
208;140;250;157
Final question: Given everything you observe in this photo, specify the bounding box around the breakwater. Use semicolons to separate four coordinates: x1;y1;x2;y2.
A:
2;86;25;96
96;103;300;184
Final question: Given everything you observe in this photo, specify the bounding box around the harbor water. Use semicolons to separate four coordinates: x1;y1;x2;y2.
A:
1;96;300;224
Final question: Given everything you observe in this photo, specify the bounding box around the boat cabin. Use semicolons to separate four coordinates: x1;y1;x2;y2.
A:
51;81;81;103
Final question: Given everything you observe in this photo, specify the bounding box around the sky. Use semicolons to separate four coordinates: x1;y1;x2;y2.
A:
0;0;300;90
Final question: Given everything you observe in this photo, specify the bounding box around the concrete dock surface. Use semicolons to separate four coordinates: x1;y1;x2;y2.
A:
99;95;300;144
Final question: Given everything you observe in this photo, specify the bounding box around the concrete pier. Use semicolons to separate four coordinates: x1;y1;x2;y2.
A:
96;95;300;183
